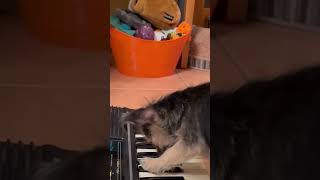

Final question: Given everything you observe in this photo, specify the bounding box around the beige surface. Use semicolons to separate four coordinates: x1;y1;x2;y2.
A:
110;67;210;109
191;26;210;60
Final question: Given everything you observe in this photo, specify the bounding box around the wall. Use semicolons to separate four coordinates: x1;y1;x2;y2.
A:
248;0;320;27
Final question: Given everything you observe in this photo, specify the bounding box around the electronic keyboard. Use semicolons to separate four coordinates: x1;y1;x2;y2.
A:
110;107;209;180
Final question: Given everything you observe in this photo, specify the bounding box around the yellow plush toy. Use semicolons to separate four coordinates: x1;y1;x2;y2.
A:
128;0;181;30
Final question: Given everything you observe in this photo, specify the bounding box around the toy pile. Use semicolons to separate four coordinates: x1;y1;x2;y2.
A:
110;0;191;41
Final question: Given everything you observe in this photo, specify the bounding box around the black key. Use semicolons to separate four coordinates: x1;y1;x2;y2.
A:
136;143;157;149
138;165;147;172
163;167;184;173
135;137;147;142
137;152;159;158
138;165;184;173
140;177;185;180
136;141;153;146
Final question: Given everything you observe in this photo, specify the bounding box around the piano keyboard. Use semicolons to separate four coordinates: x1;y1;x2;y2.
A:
135;134;209;180
110;107;210;180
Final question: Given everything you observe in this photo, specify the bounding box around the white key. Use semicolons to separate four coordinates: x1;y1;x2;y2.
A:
135;134;145;138
137;148;158;153
138;157;201;163
139;171;189;178
137;158;201;163
139;172;160;178
139;171;209;180
138;158;210;180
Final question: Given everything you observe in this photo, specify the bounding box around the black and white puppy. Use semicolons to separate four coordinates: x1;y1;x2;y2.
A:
121;83;211;174
213;65;320;180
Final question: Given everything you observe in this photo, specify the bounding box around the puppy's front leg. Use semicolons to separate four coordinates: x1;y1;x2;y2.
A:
140;140;194;174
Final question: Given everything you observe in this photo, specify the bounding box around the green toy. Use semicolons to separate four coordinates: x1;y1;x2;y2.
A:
110;16;135;36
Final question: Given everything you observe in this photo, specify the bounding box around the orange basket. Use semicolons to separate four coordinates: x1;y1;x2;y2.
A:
110;27;190;78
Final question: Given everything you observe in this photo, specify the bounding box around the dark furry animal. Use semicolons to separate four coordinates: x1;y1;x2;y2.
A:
31;147;108;180
121;83;210;174
213;66;320;180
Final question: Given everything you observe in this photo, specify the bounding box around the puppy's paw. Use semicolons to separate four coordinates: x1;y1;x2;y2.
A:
140;157;168;174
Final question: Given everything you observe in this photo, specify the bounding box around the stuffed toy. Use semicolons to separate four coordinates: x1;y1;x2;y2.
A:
154;28;176;41
176;21;192;35
154;21;191;41
128;0;181;30
114;9;150;30
110;16;135;36
154;30;168;41
135;25;155;40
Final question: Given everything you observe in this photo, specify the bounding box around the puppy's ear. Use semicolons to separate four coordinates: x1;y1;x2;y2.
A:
141;108;158;123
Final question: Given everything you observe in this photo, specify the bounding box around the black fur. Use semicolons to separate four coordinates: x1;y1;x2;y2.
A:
213;66;320;180
31;147;108;180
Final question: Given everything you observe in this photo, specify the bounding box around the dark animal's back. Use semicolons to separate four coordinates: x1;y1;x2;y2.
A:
213;66;320;180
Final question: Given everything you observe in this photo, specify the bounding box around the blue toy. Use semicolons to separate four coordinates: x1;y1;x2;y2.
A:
110;16;135;36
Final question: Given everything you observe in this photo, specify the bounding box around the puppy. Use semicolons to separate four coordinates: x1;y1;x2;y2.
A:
213;66;320;180
121;83;210;174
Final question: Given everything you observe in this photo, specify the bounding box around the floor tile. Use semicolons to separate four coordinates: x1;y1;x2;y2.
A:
110;67;187;90
212;39;247;92
177;69;210;87
110;89;149;109
110;67;210;108
110;89;178;109
143;90;178;103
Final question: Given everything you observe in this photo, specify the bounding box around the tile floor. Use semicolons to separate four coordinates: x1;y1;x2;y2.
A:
110;67;210;109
